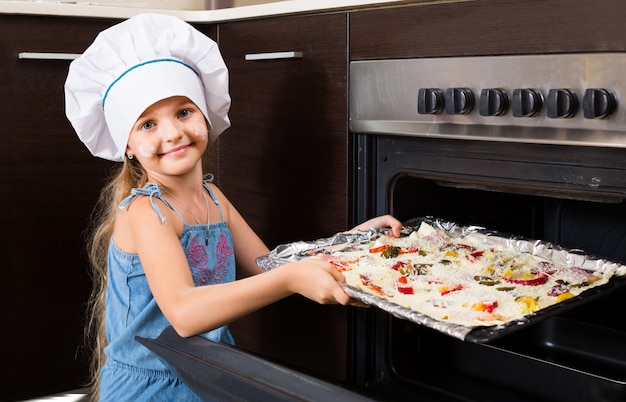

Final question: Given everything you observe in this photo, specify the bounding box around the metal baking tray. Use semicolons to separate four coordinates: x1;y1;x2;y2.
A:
257;217;626;343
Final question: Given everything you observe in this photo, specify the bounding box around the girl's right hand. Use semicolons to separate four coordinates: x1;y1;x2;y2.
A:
282;258;368;307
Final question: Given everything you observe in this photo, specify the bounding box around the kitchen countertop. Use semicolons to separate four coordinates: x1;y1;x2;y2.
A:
0;0;423;22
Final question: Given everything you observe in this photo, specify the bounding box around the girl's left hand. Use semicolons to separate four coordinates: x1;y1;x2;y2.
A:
352;214;402;238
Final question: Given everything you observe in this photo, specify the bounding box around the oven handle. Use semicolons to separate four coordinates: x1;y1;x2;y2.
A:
350;119;626;149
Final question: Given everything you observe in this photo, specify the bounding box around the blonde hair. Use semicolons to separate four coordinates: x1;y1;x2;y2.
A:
83;133;216;398
84;157;148;398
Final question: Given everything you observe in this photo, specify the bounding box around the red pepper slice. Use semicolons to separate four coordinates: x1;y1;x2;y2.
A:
456;244;477;252
502;271;549;286
440;284;463;295
391;261;406;271
360;274;386;296
400;247;420;254
397;285;414;295
369;245;389;253
395;276;413;294
330;260;351;272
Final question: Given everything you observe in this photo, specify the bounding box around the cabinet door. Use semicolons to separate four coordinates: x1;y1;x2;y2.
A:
216;14;350;381
0;15;117;400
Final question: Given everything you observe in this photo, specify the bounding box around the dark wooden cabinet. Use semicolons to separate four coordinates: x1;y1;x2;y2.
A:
216;13;350;246
350;0;626;60
0;15;117;400
215;13;351;382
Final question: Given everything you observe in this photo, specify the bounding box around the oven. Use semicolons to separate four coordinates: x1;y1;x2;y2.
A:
348;54;626;401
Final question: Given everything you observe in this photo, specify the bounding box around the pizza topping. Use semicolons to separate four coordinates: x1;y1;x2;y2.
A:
391;261;406;271
469;250;486;258
330;260;352;272
471;300;498;313
444;250;458;258
440;284;463;295
359;274;386;296
400;247;422;255
560;267;601;286
473;275;501;286
548;281;570;296
369;244;390;253
502;269;549;286
515;296;539;313
381;246;401;259
477;313;506;322
456;243;477;252
395;276;414;295
496;286;516;291
555;292;574;302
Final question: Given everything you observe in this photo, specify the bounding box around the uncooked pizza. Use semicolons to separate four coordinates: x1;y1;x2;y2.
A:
322;221;616;327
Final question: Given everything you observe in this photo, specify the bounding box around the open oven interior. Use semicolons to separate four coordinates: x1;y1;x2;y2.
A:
352;134;626;402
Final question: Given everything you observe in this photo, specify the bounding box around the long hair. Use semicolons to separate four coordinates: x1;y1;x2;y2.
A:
84;156;148;399
83;129;216;399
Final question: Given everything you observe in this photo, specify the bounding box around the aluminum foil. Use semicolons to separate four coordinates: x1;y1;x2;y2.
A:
256;217;626;343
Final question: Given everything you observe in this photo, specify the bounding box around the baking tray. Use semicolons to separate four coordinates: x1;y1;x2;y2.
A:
257;217;626;343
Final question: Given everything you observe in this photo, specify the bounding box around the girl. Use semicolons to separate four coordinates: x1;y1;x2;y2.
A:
65;13;401;401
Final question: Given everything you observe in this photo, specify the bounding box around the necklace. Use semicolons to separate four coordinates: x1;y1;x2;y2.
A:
164;187;211;245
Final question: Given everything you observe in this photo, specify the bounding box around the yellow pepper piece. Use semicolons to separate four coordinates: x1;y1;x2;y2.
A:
445;250;458;258
515;296;539;314
555;292;574;303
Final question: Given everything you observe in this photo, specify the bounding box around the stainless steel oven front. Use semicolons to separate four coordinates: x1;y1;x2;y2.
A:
349;54;626;402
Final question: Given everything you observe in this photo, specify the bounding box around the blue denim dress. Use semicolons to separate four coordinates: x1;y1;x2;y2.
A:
99;178;236;401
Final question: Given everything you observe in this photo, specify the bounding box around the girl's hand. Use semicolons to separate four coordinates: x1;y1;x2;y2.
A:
352;214;402;238
282;258;369;307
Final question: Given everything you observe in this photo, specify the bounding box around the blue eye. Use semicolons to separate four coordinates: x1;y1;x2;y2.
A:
141;121;155;130
178;109;191;118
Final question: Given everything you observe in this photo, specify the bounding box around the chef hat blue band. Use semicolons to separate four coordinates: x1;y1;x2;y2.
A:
102;58;200;109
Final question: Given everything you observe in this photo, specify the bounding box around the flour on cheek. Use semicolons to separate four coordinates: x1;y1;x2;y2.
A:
138;143;158;158
194;124;209;141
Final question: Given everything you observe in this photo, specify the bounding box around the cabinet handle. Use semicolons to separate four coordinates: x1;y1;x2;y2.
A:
18;52;81;61
244;51;303;61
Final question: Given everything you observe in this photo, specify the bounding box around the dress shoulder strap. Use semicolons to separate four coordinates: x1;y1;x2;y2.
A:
202;174;226;222
118;182;184;224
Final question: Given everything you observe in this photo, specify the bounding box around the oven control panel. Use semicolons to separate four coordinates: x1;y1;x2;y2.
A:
350;54;626;148
418;86;616;120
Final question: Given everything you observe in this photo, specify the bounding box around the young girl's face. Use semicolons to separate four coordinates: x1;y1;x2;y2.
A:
126;96;210;175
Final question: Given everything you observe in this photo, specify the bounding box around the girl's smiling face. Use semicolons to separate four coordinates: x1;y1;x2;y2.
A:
126;96;210;174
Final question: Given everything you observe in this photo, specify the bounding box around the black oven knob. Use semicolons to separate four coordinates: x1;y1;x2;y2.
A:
445;88;474;114
582;88;616;119
418;88;445;114
511;88;543;117
479;88;509;116
546;89;578;118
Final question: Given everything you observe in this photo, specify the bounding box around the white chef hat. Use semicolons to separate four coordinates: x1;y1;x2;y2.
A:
65;13;231;162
